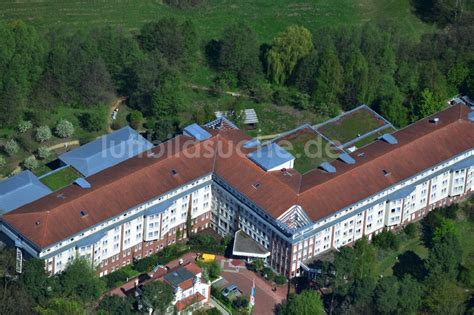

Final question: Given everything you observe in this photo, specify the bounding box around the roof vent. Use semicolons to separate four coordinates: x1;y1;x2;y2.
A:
252;183;261;189
75;178;91;189
379;134;398;145
319;162;336;173
468;112;474;122
80;210;87;217
383;169;391;176
57;193;66;200
338;153;356;164
431;117;440;124
171;169;177;176
357;152;365;157
35;221;40;225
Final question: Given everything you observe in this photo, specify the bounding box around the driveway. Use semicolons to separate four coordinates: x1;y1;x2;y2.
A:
220;259;287;315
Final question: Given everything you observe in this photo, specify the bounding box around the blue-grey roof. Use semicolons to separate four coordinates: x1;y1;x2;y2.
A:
338;153;356;164
0;171;52;213
468;111;474;122
183;123;211;141
145;200;173;216
164;267;195;287
76;231;106;248
248;143;294;171
379;134;398;145
243;138;261;148
319;162;336;173
59;126;153;177
387;184;415;200
451;156;474;171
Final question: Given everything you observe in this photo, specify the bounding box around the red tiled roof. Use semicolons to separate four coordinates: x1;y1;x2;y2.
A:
2;104;473;248
175;293;206;311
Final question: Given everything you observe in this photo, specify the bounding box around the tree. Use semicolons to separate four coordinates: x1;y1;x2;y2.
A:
55;119;75;138
374;276;399;314
97;295;134;315
35;126;52;143
415;88;444;119
4;139;19;156
35;297;85;315
280;291;325;315
20;258;52;305
18;120;33;133
378;89;409;127
218;22;262;88
0;156;5;167
254;259;264;273
141;281;174;314
138;18;197;69
23;156;38;170
398;275;423;314
424;277;467;314
267;25;313;84
37;146;50;160
425;232;462;279
129;110;143;130
79;112;105;132
372;230;400;251
207;260;221;281
59;258;105;303
311;45;343;115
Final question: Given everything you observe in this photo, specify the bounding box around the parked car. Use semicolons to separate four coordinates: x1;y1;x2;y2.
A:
222;284;238;297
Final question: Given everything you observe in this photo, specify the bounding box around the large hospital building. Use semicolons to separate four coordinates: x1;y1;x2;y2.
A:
0;103;473;278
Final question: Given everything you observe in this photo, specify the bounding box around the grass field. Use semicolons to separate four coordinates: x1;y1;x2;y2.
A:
277;128;340;174
0;0;433;41
40;166;81;191
317;107;387;145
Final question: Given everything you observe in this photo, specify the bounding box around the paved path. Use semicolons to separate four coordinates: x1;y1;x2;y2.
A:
220;259;286;315
210;297;231;315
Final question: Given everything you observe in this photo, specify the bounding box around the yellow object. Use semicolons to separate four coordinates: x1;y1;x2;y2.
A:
200;253;216;263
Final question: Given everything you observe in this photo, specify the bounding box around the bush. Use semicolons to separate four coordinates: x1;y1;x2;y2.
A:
372;230;400;251
18;120;33;133
4;139;19;156
55;119;75;138
232;296;249;309
129;110;143;129
262;266;275;281
133;255;159;273
274;274;287;285
102;266;138;289
35;126;52;143
79;112;105;132
23;156;38;170
16;134;37;153
37;146;50;160
0;156;6;168
404;223;418;239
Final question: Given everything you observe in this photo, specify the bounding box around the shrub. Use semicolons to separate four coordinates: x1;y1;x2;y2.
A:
133;255;159;273
262;266;275;281
404;223;418;239
80;112;105;132
55;119;75;138
274;274;287;285
16;134;37;153
18;120;33;133
372;230;400;251
35;126;52;143
37;146;50;160
23;156;38;170
129;110;143;129
232;296;249;309
0;156;6;168
4;139;19;156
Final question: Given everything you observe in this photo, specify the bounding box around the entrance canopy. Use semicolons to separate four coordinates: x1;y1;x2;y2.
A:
232;230;270;259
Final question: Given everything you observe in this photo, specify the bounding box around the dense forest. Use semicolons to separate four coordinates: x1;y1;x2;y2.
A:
0;3;472;139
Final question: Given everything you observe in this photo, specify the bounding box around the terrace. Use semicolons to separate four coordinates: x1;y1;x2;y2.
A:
276;127;341;174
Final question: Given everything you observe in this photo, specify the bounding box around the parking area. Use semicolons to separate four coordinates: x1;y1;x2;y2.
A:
219;259;287;315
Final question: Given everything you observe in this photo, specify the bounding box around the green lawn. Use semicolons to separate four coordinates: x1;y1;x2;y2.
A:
317;108;387;145
40;166;82;191
0;0;432;41
277;128;340;174
351;126;398;149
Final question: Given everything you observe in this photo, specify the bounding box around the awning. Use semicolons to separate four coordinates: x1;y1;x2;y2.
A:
232;230;270;258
